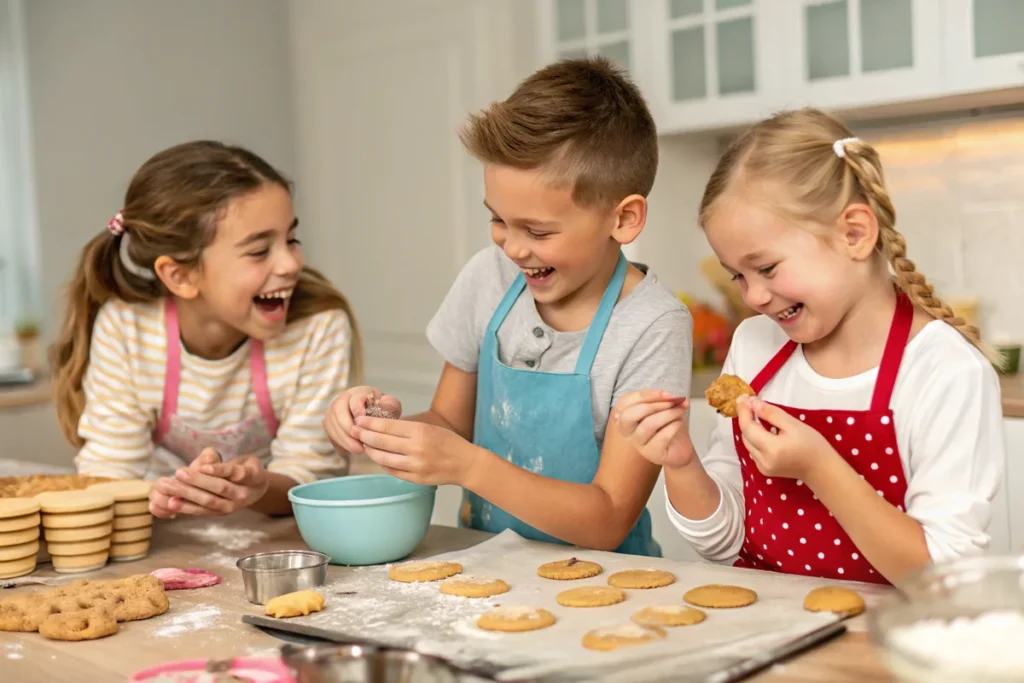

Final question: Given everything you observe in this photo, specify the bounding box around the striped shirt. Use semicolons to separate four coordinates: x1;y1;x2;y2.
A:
75;298;351;483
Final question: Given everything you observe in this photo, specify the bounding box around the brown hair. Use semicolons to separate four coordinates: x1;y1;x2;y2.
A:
51;141;364;446
699;107;999;364
460;56;658;208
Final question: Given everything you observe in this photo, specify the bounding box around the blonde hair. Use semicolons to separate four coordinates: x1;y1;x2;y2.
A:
699;107;999;364
460;56;658;208
52;141;364;447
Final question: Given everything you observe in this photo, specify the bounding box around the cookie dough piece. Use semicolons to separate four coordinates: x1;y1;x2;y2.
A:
632;604;707;627
34;490;114;514
86;480;152;501
38;607;119;641
683;584;757;608
477;606;556;632
608;570;676;589
388;560;462;583
265;589;326;618
150;567;221;590
439;576;510;598
537;557;603;580
803;586;865;617
0;596;44;631
556;586;626;608
705;374;756;418
582;623;666;651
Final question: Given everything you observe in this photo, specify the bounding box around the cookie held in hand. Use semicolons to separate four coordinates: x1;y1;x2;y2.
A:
705;374;756;418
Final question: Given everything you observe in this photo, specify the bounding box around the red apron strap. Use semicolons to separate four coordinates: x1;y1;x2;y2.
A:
870;292;915;412
750;341;798;394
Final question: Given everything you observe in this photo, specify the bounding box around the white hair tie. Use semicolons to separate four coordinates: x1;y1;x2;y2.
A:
833;137;859;158
118;231;157;281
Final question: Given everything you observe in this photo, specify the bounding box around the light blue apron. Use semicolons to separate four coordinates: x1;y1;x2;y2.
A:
460;253;660;557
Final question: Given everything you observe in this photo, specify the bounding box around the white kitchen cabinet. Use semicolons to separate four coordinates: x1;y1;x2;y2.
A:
1001;417;1024;554
943;0;1024;94
782;0;945;111
536;0;637;70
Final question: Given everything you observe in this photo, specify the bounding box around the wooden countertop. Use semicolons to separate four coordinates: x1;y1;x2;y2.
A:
4;511;893;683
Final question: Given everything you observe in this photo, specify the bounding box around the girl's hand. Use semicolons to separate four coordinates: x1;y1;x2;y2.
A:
736;396;836;483
352;417;479;487
150;448;270;516
323;386;403;455
149;448;222;518
614;390;696;468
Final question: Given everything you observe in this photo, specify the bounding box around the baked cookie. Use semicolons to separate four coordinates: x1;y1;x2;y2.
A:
34;490;114;514
0;512;40;533
388;560;462;583
537;557;602;580
113;500;150;516
582;623;666;651
684;584;757;608
265;589;326;618
556;586;626;608
608;570;676;589
38;607;118;641
632;604;706;627
0;498;41;520
705;374;756;418
439;576;510;598
476;606;556;632
803;586;865;618
86;480;152;502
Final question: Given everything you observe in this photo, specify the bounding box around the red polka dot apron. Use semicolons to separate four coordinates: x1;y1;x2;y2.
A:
733;293;912;585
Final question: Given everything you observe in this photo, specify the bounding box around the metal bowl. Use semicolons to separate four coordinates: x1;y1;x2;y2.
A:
280;643;463;683
236;549;330;605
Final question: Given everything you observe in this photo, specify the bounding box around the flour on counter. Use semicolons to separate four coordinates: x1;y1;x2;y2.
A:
153;604;224;638
201;551;243;569
3;642;23;660
187;523;268;551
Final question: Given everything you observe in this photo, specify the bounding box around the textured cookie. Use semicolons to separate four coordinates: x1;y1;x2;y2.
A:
803;586;865;617
705;374;756;418
477;606;556;632
537;557;603;580
632;604;707;627
0;596;44;631
684;584;757;608
388;560;462;583
582;623;666;651
556;586;626;608
0;498;41;520
608;570;676;589
439;576;510;598
265;590;326;618
38;607;118;641
86;480;152;502
34;490;114;514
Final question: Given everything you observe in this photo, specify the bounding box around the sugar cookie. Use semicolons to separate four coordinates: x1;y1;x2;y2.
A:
0;555;36;580
112;513;152;530
42;507;114;529
0;540;39;562
0;525;40;547
537;557;602;580
265;589;326;618
705;374;756;418
803;586;865;617
110;539;151;561
113;500;150;516
111;526;152;544
556;586;626;607
0;512;40;533
47;537;111;557
608;569;676;589
388;560;462;583
86;480;152;501
0;498;41;519
439;576;510;598
477;606;556;632
35;490;113;514
44;522;112;543
683;584;757;608
632;604;706;627
582;623;666;651
52;550;109;574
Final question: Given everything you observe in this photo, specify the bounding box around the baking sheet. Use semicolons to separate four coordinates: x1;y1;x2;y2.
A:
245;530;891;681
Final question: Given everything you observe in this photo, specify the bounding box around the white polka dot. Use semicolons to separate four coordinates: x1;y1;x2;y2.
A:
771;534;777;540
852;448;859;456
865;434;873;441
777;561;782;567
889;475;898;484
852;552;859;560
781;494;787;501
799;414;805;421
812;494;818;500
797;509;804;516
754;498;758;504
829;511;833;517
757;554;763;560
834;539;840;546
796;480;803;486
881;416;890;425
760;518;764;525
750;527;755;534
814;523;822;531
859;474;865;480
763;544;767;550
827;416;833;424
871;463;879;470
758;490;763;496
788;549;794;556
745;481;750;487
770;426;778;435
818;552;825;559
766;478;773;484
768;507;773;513
835;434;842;441
805;564;811;571
877;490;885;496
800;538;806;544
885;447;893;455
838;568;844;575
735;435;739;441
869;569;875;574
782;522;789;529
897;505;903;511
847;417;855;425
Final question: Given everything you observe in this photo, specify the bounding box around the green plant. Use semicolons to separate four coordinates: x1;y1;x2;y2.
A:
15;317;39;339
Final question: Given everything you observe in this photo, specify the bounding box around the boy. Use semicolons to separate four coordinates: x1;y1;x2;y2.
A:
325;57;692;556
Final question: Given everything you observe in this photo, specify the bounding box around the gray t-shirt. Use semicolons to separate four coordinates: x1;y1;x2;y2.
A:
426;246;693;446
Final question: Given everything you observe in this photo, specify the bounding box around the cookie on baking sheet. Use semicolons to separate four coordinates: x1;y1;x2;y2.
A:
388;560;462;583
704;373;756;418
582;623;666;651
556;586;626;608
608;569;676;589
537;557;602;580
439;576;510;598
803;586;865;617
265;589;326;618
683;584;757;608
476;606;555;632
632;604;706;627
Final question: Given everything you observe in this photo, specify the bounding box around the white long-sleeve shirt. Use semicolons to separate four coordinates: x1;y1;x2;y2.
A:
75;298;351;484
668;314;1005;564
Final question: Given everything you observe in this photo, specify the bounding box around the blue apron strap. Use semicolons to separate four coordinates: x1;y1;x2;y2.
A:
485;273;527;337
574;252;627;375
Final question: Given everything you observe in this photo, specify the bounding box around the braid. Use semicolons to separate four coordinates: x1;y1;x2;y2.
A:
840;147;1003;366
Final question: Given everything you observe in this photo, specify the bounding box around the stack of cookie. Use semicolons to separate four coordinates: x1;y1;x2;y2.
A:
0;498;42;579
87;480;153;562
36;490;115;574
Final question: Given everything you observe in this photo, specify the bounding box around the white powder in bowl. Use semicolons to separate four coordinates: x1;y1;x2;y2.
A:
888;610;1024;676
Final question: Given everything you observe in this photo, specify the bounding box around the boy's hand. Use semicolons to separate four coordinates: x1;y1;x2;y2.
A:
352;417;480;487
614;390;697;469
323;386;403;455
150;448;270;517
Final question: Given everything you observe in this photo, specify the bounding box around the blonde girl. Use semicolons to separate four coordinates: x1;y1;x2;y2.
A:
616;108;1004;585
52;141;362;518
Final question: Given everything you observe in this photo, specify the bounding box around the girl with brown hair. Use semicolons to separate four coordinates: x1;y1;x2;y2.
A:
52;141;362;517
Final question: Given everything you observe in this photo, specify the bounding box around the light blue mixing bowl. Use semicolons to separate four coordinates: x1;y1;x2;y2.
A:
288;474;436;565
